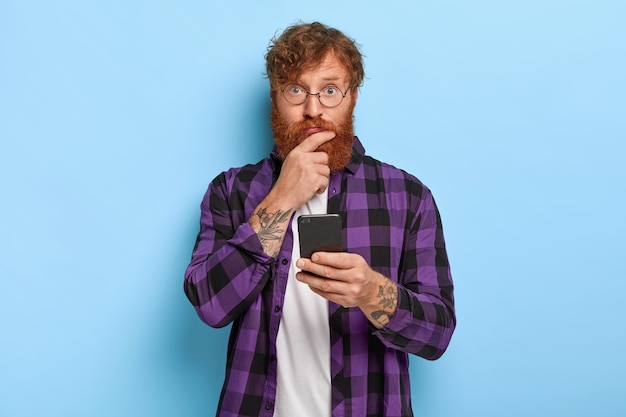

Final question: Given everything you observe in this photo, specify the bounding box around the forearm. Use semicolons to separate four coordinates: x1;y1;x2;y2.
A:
361;270;455;357
358;272;398;329
374;282;455;359
184;198;275;328
247;196;294;258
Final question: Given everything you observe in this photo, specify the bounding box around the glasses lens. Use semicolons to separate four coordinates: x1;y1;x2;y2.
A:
283;84;306;105
320;86;344;107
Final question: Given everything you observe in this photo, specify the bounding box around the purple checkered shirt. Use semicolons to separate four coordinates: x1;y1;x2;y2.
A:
184;138;455;417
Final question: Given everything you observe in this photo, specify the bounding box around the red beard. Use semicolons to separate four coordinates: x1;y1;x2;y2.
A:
270;105;355;173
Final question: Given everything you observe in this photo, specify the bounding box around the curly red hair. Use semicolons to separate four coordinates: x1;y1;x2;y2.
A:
265;22;365;91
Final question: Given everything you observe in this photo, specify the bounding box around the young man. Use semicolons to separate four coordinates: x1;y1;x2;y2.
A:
184;22;456;417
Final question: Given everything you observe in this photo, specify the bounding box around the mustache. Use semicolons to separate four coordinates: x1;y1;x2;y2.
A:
285;117;338;139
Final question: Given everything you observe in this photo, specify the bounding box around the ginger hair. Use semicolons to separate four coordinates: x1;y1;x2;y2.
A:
265;22;365;91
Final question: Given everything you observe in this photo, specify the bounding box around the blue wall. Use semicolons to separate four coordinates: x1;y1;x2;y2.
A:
1;1;625;416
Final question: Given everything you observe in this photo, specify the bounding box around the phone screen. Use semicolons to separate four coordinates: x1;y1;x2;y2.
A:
297;214;342;258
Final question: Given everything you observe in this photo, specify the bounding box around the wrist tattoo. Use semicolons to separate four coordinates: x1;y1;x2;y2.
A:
250;207;292;257
370;280;398;327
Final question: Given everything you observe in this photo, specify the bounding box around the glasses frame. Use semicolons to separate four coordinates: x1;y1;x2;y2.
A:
280;83;350;108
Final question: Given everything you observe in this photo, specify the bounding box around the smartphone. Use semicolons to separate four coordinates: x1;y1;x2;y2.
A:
298;214;343;258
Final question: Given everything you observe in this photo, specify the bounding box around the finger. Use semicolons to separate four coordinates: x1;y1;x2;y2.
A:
296;271;342;294
308;150;329;166
297;256;348;282
296;257;330;278
296;130;336;153
310;251;355;270
315;171;330;194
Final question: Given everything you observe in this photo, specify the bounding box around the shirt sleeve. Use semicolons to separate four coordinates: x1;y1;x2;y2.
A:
373;185;456;360
183;172;274;328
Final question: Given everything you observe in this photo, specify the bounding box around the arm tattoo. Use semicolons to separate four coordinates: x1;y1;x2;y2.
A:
370;280;398;327
249;207;293;258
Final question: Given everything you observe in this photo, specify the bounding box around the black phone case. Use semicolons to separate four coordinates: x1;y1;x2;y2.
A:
298;214;342;258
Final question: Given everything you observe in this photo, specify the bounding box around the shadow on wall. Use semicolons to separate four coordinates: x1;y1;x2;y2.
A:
230;79;275;165
409;355;438;415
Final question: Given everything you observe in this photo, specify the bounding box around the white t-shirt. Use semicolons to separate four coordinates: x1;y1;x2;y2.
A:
274;190;331;417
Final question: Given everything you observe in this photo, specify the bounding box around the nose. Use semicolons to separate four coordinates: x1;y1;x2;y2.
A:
303;94;323;119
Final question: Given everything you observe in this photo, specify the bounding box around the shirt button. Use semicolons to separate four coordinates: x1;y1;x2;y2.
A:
281;258;288;265
274;306;281;312
265;402;273;410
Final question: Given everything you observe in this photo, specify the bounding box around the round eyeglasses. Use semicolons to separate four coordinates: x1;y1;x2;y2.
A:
281;83;349;108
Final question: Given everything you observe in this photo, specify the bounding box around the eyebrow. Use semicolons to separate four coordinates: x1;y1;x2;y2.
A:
294;76;344;86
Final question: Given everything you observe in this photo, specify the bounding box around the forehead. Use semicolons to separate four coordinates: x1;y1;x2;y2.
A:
294;52;351;86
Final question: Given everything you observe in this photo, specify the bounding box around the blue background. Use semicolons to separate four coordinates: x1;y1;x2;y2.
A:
1;1;625;416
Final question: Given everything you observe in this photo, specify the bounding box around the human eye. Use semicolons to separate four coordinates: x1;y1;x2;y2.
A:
287;84;304;95
322;85;340;96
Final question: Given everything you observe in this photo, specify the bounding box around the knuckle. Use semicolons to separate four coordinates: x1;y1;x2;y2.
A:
349;284;360;297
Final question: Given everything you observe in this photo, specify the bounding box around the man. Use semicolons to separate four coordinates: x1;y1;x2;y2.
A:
184;22;455;417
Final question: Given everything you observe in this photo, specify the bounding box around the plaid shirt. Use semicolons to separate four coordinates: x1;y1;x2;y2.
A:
184;138;455;417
